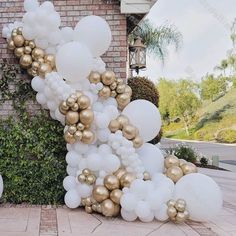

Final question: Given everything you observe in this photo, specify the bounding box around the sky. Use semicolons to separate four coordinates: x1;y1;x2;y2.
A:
138;0;236;82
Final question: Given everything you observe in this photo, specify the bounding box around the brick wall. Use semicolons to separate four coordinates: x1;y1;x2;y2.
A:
0;0;128;79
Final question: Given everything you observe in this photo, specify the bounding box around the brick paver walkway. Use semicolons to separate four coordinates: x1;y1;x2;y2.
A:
0;168;236;236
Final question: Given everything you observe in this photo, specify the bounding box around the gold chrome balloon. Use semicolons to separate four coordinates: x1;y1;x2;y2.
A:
82;168;91;176
114;168;126;180
8;40;15;50
116;115;129;128
110;189;123;204
38;63;52;77
143;171;151;181
110;82;117;90
116;84;126;93
77;123;85;131
120;173;136;188
68;125;77;134
167;199;176;208
44;54;55;68
17;27;23;35
74;130;83;140
64;131;76;144
132;136;143;148
92;185;109;203
179;159;187;167
104;175;120;191
98;86;111;99
19;54;32;68
101;199;115;217
32;48;45;60
71;103;79;112
77;95;90;109
116;93;130;110
85;206;93;214
31;61;40;71
29;40;36;49
166;166;183;183
176;212;187;223
108;119;120;133
65;111;79;125
164;155;180;168
101;71;116;85
111;90;117;98
124;85;132;96
86;174;96;185
89;71;101;84
167;206;177;218
81;130;95;144
181;163;197;175
66;97;76;107
14;47;24;58
122;124;136;140
79;109;94;125
78;174;86;183
13;35;25;47
113;204;121;216
24;46;32;54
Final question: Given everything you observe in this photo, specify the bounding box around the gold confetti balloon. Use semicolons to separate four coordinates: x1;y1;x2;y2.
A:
92;185;109;203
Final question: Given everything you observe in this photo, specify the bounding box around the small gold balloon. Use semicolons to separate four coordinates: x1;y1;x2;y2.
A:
66;97;76;107
101;199;115;217
167;206;177;218
64;131;76;144
82;168;91;176
116;93;130;110
8;40;15;50
85;206;93;214
116;115;129;128
120;173;136;188
44;54;55;68
76;91;83;98
37;57;45;64
166;166;183;183
101;71;116;85
11;31;18;38
71;103;79;112
124;85;132;96
81;130;95;144
78;174;86;183
14;47;24;58
122;124;136;140
31;61;40;71
117;78;123;84
113;204;121;216
74;131;83;140
68;125;77;134
104;175;120;191
181;163;197;175
77;95;90;109
143;171;151;181
110;189;123;204
179;159;187;167
66;111;79;125
81;198;86;206
116;84;126;93
13;35;25;47
132;136;143;148
17;27;23;35
175;202;186;212
110;82;117;90
77;123;85;131
167;199;176;208
24;40;29;46
80;109;94;125
164;155;180;168
38;63;52;77
29;40;36;49
98;86;111;99
24;46;32;54
92;204;97;212
176;199;186;207
84;197;92;206
89;71;101;84
111;90;117;98
19;54;32;68
113;168;126;180
60;101;69;111
108;119;120;133
183;210;190;219
92;185;109;203
97;203;102;213
176;212;187;223
32;47;45;60
86;175;96;185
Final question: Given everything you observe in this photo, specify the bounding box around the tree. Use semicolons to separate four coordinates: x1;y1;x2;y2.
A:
129;19;183;63
214;59;228;76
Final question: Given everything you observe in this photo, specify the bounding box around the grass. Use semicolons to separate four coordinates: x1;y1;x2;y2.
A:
163;88;236;143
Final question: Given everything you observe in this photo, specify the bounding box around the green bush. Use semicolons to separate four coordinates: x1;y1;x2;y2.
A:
216;129;236;143
167;143;198;163
0;114;67;204
200;157;208;166
128;76;162;143
194;129;215;141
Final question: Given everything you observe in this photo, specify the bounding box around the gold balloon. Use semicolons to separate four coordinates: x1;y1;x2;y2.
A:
167;199;176;208
14;47;24;58
116;84;126;94
77;123;85;131
66;111;79;125
120;173;136;188
110;82;117;90
166;166;183;183
66;97;76;107
108;119;120;133
124;85;132;96
80;109;94;125
11;31;18;38
19;54;32;68
81;198;86;206
117;78;123;84
113;204;121;216
97;204;102;213
181;163;197;175
132;136;143;148
101;71;116;85
164;155;180;168
143;171;151;181
122;124;136;140
31;61;40;71
110;189;123;204
44;54;55;68
101;199;115;217
92;204;98;212
81;130;95;144
84;197;92;206
71;103;79;112
183;210;190;219
86;174;96;185
167;206;177;218
24;40;29;46
113;168;126;180
176;199;186;206
27;68;37;77
179;159;187;167
74;131;83;140
116;115;129;128
85;206;93;214
29;41;36;49
104;175;120;190
98;86;111;99
24;46;32;54
38;63;52;77
17;27;23;35
175;202;186;212
92;185;109;203
8;40;15;50
89;71;101;84
32;48;45;61
64;131;76;144
111;90;117;98
37;57;45;64
116;93;130;110
82;168;91;176
13;35;25;47
78;174;86;183
68;125;77;134
176;212;187;223
77;95;90;109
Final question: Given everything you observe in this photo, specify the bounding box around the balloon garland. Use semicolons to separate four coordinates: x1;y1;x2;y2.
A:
2;0;223;223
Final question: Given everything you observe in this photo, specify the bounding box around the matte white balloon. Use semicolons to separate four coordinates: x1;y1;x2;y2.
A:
24;0;39;12
66;151;81;167
174;173;223;221
86;153;102;171
120;193;138;212
121;209;137;222
74;15;112;57
135;200;151;218
102;154;120;173
56;42;93;83
122;100;161;142
139;211;154;222
154;204;169;221
63;176;77;191
31;76;45;92
77;184;93;198
64;189;81;209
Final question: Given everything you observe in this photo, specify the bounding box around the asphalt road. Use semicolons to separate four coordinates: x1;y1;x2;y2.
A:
160;138;236;163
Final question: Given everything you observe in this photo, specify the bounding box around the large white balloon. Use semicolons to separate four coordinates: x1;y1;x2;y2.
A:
122;100;161;142
63;176;77;191
74;15;112;57
137;143;164;175
64;189;81;209
0;175;3;198
56;42;93;83
24;0;39;12
174;173;222;221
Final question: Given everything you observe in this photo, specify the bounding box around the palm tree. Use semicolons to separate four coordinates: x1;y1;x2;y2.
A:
129;19;183;63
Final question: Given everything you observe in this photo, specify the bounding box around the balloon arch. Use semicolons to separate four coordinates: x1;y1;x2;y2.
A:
1;0;222;223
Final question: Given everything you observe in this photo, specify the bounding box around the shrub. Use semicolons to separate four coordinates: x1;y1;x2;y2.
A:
167;143;198;163
216;129;236;143
128;76;161;143
200;157;208;166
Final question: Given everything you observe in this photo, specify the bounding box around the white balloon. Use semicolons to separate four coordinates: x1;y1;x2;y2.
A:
86;153;102;171
63;176;77;191
146;191;164;211
40;1;55;13
130;179;148;200
35;38;49;49
174;173;223;221
154;204;169;221
66;166;77;177
31;76;45;92
77;184;93;198
66;151;81;167
102;154;120;173
98;144;112;155
0;175;3;198
22;26;35;40
74;15;112;57
135;200;151;218
56;42;93;83
61;27;74;42
48;30;62;45
24;0;39;12
122;100;161;142
64;189;81;209
120;193;138;212
73;142;89;154
36;93;46;105
121;209;137;222
137;143;164;175
139;211;154;222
